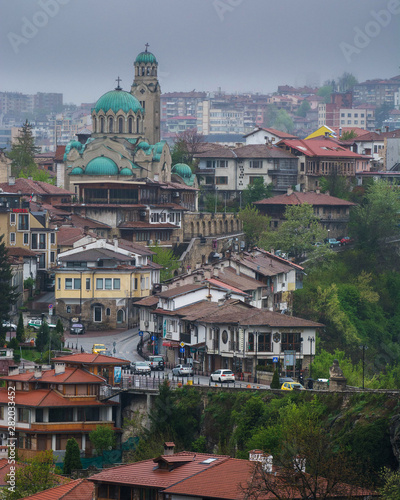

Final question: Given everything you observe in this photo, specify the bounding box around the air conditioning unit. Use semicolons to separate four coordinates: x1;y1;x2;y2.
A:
173;191;180;197
144;320;149;327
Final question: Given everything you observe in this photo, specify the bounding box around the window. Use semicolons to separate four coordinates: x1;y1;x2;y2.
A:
18;214;29;230
118;117;123;133
86;278;91;290
128;117;133;133
74;278;81;290
39;234;46;249
57;278;61;290
35;409;43;423
66;306;71;313
38;253;45;269
250;160;262;168
218;160;228;168
215;176;228;185
354;113;358;118
114;278;120;290
10;233;16;244
100;117;104;133
105;278;112;290
281;332;301;352
109;117;113;133
18;408;30;423
258;333;271;352
23;233;29;245
341;113;345;117
206;160;216;169
10;213;16;225
106;308;111;316
50;251;55;264
205;176;214;185
96;278;103;290
65;278;73;290
50;233;55;244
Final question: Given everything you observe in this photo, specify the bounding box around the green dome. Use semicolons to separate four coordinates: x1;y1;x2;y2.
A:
85;157;119;176
70;167;84;175
135;51;157;65
94;89;143;114
172;163;192;178
119;167;133;176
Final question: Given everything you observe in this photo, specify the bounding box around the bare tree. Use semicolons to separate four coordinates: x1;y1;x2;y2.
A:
172;128;205;166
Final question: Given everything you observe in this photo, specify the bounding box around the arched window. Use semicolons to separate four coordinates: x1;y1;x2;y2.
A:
93;117;97;133
128;117;133;134
66;306;71;314
117;309;124;323
100;117;104;133
136;117;140;133
118;117;123;133
109;117;113;133
106;307;111;316
147;66;150;76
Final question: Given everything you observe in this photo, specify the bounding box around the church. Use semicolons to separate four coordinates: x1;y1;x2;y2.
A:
58;46;198;247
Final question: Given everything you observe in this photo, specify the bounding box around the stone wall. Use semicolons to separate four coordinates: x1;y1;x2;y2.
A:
183;212;242;240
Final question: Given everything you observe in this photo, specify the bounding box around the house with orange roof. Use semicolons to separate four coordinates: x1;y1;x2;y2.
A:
0;354;127;460
20;478;93;500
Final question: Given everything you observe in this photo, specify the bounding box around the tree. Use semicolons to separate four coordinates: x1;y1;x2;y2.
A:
270;369;280;389
238;206;270;248
317;85;333;104
375;103;392;129
89;425;116;457
259;203;326;263
296;100;311;118
379;467;400;499
0;235;19;346
349;180;400;259
319;172;351;199
340;129;358;140
337;72;358;92
4;450;62;500
243;406;367;500
171;128;204;167
150;245;180;282
36;320;50;352
63;438;82;475
56;318;64;335
273;109;294;134
242;178;272;206
24;277;35;298
16;313;25;343
7;120;40;178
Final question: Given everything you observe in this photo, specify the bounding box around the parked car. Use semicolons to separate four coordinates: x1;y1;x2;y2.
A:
131;361;151;375
313;242;323;247
279;377;294;385
340;236;354;245
2;321;17;331
146;355;165;371
210;369;235;383
172;364;193;377
92;343;107;354
70;323;85;335
281;381;305;391
27;319;57;330
325;238;341;248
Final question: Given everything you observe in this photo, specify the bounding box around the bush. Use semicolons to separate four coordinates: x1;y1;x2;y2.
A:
8;338;19;350
13;353;21;364
63;438;82;475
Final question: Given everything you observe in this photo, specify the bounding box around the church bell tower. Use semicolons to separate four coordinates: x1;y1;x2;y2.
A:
131;44;161;144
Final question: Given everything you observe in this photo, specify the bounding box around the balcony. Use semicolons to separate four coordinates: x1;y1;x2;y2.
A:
28;421;114;432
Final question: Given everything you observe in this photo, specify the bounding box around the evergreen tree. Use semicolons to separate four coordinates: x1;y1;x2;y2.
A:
0;235;19;346
7;120;40;178
56;318;64;335
63;438;82;475
36;320;50;352
270;369;280;389
16;312;25;343
239;205;270;248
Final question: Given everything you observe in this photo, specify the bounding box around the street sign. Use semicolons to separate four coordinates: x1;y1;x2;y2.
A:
151;336;156;341
272;356;278;363
48;304;53;309
138;331;143;337
179;347;185;353
180;342;185;347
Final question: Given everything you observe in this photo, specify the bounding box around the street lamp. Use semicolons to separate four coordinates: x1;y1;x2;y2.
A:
308;336;315;380
254;331;258;383
359;344;368;389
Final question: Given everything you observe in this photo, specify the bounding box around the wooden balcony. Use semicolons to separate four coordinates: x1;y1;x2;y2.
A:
29;421;114;432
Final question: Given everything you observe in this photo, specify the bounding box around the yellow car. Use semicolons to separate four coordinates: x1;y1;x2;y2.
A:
92;343;107;354
281;382;305;391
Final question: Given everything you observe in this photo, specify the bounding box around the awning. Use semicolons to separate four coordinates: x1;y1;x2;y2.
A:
162;341;180;348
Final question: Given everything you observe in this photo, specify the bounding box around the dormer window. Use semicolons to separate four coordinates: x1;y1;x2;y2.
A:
98;260;103;267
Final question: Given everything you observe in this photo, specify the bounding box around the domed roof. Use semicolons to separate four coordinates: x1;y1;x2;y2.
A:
135;51;157;65
119;167;133;176
85;157;119;176
172;163;192;178
94;89;143;114
70;167;84;175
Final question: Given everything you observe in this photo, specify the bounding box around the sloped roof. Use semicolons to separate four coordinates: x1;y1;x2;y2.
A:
254;191;355;207
20;478;93;500
6;247;38;257
1;366;104;384
243;126;297;139
52;353;130;365
134;295;159;307
195;144;296;159
0;388;110;407
0;178;73;196
209;267;264;292
158;283;206;298
277;138;365;158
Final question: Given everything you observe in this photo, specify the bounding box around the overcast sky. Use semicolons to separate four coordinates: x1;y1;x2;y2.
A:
1;0;399;104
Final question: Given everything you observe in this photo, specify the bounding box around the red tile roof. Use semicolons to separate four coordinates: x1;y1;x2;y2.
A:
20;478;93;500
134;295;159;307
0;458;24;486
52;353;130;366
54;145;66;162
6;247;38;258
207;278;247;296
0;388;108;407
254;191;355;207
1;366;104;384
278;137;365;158
0;178;73;196
157;283;205;298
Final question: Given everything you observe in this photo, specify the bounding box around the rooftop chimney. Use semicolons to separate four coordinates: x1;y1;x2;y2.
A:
54;362;65;375
287;187;293;196
8;365;19;377
249;450;273;473
8;176;15;186
34;365;42;379
385;126;389;132
163;442;175;456
113;237;118;250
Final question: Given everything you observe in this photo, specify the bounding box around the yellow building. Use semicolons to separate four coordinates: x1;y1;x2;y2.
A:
55;238;161;330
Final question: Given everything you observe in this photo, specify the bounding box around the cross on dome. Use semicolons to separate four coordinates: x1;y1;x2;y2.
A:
145;42;149;52
115;76;122;90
